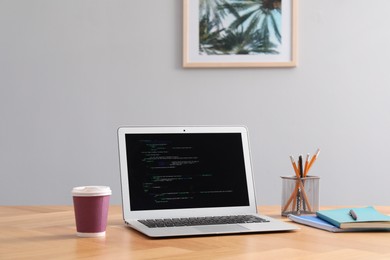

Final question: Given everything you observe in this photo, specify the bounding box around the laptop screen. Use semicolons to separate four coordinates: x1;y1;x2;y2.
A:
125;133;250;211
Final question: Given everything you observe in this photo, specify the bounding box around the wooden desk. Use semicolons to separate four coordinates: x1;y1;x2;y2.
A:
1;206;390;259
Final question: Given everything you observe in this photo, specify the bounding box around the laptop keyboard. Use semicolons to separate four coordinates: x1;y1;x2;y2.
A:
138;215;269;228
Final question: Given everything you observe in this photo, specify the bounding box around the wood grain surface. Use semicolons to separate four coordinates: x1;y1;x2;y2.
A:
1;205;390;259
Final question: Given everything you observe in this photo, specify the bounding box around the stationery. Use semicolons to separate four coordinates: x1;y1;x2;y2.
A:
306;149;320;177
288;214;350;232
316;206;390;229
288;214;390;232
283;149;320;214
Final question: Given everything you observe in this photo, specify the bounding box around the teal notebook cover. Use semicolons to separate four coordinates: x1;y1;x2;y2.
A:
316;206;390;228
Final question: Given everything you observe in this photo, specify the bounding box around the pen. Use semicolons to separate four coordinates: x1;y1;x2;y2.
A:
349;209;358;220
298;155;306;211
298;155;303;178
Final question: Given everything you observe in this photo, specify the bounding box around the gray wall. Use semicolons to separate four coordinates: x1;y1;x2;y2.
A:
1;0;390;206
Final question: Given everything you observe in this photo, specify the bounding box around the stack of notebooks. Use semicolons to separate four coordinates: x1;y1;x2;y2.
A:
288;206;390;232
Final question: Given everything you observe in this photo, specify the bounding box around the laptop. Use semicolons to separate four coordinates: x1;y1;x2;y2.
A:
117;126;298;237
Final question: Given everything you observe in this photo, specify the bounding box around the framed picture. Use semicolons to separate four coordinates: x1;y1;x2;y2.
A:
183;0;297;68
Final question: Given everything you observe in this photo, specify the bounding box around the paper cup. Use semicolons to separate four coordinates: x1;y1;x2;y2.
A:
72;186;111;237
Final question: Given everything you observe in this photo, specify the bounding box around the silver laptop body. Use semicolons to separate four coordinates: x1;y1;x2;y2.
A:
118;126;298;237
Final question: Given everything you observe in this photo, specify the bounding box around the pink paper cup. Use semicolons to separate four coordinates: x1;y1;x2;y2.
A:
72;186;112;237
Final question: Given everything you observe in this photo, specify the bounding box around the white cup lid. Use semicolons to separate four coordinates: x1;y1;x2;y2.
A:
72;186;112;197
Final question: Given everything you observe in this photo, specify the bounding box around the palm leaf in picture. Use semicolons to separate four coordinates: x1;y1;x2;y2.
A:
199;0;229;54
199;0;282;55
268;11;281;43
252;15;280;54
199;14;226;54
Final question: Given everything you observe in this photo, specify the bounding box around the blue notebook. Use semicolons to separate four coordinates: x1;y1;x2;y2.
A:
316;206;390;229
288;215;345;232
288;213;390;232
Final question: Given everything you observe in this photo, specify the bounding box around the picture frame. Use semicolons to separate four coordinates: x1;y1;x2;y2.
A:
183;0;297;68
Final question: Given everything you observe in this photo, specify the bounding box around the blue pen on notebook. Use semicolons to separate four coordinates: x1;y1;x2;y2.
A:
349;209;358;220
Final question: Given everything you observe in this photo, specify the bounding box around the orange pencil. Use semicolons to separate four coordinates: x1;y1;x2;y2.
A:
303;153;310;177
286;156;302;211
289;156;300;178
306;148;320;175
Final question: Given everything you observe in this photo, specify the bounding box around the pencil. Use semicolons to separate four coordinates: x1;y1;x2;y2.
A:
289;156;300;178
282;181;299;212
307;148;320;174
303;153;310;177
289;156;301;211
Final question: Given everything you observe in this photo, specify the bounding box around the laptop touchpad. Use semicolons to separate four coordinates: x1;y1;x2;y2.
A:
195;225;249;233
